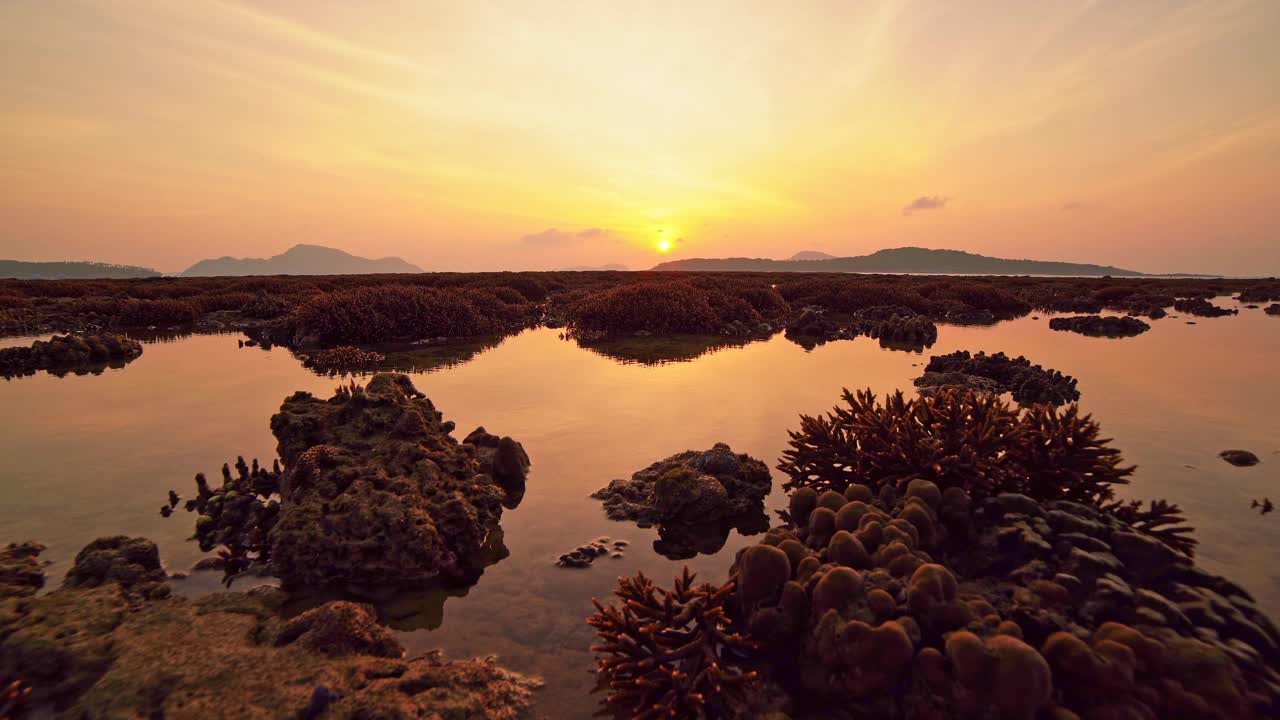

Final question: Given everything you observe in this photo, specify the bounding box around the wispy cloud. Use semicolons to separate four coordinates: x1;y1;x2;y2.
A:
902;195;949;216
520;227;619;247
1060;201;1089;211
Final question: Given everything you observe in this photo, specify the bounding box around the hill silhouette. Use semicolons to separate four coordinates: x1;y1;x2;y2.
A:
0;260;161;279
653;247;1154;276
181;244;422;277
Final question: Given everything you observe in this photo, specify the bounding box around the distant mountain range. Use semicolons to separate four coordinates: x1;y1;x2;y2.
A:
653;247;1160;276
181;244;422;277
787;251;837;261
560;263;629;271
0;260;161;279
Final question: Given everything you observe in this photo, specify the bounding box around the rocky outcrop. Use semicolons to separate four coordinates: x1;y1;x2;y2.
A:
174;373;530;591
592;444;771;526
921;350;1079;406
851;309;938;350
0;538;541;719
1265;304;1280;316
1049;314;1151;337
0;333;142;379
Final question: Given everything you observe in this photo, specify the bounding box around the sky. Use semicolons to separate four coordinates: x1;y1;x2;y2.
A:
2;1;1278;275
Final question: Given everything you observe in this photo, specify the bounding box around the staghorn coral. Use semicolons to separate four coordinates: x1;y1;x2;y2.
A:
921;350;1079;406
778;389;1189;556
587;568;760;719
1048;314;1151;337
171;373;529;590
0;333;142;379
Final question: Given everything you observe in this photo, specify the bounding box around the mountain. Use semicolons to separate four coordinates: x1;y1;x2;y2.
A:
0;260;161;279
653;247;1152;276
788;251;837;261
559;263;629;271
181;244;422;277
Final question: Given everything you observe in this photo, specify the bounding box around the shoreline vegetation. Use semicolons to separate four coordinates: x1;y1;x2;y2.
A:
2;272;1277;718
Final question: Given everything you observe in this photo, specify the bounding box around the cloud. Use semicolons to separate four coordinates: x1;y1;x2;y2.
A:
519;227;619;247
902;196;949;215
1060;201;1089;211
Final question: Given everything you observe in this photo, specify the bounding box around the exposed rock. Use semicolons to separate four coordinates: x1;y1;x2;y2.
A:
849;308;938;350
1174;297;1237;317
174;373;530;591
1220;450;1261;467
0;542;45;598
1266;304;1280;316
591;443;772;525
1048;314;1151;337
0;537;541;719
0;333;142;379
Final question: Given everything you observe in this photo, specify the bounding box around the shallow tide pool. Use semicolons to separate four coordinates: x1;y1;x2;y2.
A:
2;308;1277;716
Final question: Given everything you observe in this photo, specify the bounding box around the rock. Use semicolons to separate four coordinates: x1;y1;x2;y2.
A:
64;536;166;591
918;350;1079;406
591;443;771;526
0;333;143;379
1219;450;1260;467
0;539;541;718
0;542;46;598
1173;297;1237;317
261;373;526;590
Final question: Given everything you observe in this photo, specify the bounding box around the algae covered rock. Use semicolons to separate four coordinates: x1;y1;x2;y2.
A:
591;443;771;525
0;333;142;379
0;536;542;719
174;373;530;591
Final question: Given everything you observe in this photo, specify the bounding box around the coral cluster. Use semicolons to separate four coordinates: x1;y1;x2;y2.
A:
851;309;938;350
1266;303;1280;316
1174;297;1238;317
0;537;542;719
1048;314;1151;337
301;344;386;373
593;444;772;526
172;373;530;590
920;350;1079;406
774;390;1188;552
0;332;142;379
592;416;1279;718
564;280;787;337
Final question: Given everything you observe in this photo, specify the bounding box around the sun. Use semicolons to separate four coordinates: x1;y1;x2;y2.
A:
657;239;673;253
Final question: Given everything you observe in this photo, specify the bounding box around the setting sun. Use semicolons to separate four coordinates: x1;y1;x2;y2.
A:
656;239;673;253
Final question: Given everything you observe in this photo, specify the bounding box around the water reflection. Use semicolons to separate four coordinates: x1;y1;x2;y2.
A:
0;304;1277;718
567;332;770;365
651;509;770;560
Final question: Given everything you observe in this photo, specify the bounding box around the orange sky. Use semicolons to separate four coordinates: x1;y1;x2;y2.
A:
2;1;1278;275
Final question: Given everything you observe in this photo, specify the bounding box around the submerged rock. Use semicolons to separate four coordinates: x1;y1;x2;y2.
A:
0;537;541;719
0;333;142;379
1220;450;1261;467
1049;314;1151;337
591;443;772;526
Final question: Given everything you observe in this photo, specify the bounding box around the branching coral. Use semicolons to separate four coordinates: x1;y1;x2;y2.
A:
778;388;1186;556
1103;498;1198;557
302;345;386;373
174;456;283;579
587;569;759;719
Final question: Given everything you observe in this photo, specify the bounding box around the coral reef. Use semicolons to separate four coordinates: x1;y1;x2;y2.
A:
1220;450;1261;467
0;537;541;719
1048;314;1151;337
301;344;386;373
563;280;787;338
0;333;142;379
851;309;938;350
921;350;1079;405
1174;297;1238;318
591;400;1280;719
592;444;772;526
172;373;530;590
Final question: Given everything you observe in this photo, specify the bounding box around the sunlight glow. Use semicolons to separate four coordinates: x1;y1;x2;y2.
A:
656;239;673;253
